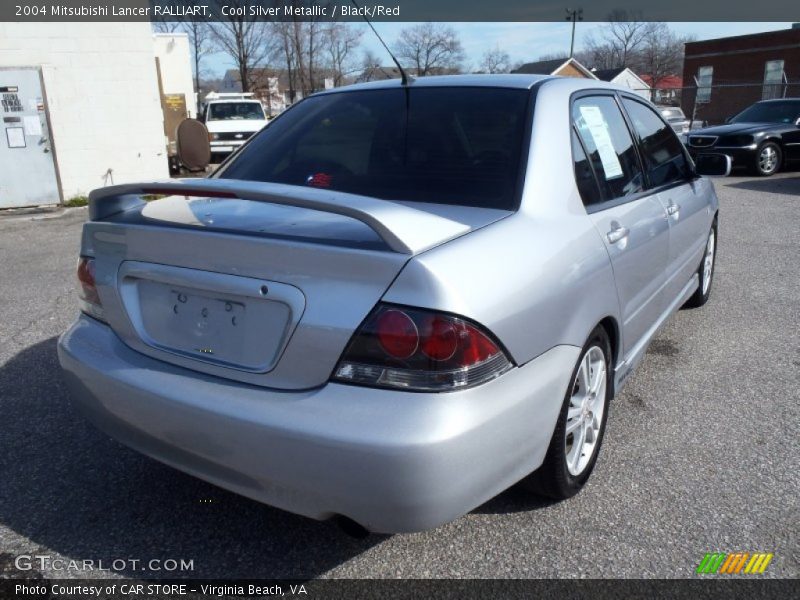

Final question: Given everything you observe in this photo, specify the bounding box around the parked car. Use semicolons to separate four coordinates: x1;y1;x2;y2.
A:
686;98;800;176
657;105;691;135
202;92;269;163
58;75;727;534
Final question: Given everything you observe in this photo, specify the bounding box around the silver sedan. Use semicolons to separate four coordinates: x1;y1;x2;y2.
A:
58;75;725;533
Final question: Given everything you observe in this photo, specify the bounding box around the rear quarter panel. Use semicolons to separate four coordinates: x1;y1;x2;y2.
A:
383;212;618;367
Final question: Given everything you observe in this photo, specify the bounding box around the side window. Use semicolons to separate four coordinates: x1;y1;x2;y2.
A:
697;66;713;103
571;130;603;207
622;98;690;188
763;60;785;100
571;96;644;203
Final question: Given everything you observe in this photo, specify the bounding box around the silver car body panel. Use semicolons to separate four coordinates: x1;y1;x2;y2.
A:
59;74;719;531
60;314;579;533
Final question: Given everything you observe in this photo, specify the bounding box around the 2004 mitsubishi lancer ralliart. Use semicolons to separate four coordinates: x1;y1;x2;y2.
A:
59;74;728;533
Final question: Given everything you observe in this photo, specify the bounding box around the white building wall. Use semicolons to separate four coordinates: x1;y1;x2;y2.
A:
153;33;197;118
0;22;168;200
612;70;651;99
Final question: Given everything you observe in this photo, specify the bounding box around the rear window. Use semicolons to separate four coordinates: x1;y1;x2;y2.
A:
218;88;531;210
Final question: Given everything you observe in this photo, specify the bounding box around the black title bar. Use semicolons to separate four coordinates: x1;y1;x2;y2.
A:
2;0;799;22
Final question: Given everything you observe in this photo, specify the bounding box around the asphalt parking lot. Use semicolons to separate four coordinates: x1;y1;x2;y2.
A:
0;173;798;580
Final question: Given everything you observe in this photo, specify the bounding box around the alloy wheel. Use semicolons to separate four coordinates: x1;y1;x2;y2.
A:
565;346;607;476
759;145;778;174
702;230;715;295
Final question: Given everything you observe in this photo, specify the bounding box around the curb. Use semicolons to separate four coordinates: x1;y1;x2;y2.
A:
0;205;87;222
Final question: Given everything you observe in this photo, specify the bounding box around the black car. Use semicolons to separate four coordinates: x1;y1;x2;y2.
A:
686;98;800;176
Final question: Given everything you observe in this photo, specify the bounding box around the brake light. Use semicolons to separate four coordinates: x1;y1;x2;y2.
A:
77;257;105;321
333;304;513;392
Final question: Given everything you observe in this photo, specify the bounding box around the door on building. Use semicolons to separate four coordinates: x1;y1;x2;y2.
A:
0;67;60;208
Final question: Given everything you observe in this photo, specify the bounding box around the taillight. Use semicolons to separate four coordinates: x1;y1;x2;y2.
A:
333;304;513;392
77;257;105;321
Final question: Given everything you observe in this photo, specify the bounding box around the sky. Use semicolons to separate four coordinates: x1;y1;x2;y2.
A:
204;22;795;78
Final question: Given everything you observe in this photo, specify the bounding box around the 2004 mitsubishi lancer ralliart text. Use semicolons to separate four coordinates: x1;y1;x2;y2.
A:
58;75;727;533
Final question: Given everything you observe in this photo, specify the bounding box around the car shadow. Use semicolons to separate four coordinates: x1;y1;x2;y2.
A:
472;484;559;515
725;172;800;196
0;337;384;580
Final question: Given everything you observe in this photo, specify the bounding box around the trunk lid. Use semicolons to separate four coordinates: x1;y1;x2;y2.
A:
85;181;510;389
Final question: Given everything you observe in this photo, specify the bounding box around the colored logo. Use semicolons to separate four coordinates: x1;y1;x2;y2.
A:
306;172;332;188
697;552;774;574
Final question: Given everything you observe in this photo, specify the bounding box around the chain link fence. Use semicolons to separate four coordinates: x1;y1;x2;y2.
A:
659;81;800;127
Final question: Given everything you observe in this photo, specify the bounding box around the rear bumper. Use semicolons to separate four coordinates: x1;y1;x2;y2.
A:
58;315;578;533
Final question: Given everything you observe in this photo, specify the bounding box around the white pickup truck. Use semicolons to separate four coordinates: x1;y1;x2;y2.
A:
202;92;269;162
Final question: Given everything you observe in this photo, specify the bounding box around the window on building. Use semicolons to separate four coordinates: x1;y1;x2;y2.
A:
696;66;713;104
763;60;785;100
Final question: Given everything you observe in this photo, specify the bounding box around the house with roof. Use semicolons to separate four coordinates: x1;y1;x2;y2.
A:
511;57;597;79
640;74;683;105
591;67;650;99
355;65;416;82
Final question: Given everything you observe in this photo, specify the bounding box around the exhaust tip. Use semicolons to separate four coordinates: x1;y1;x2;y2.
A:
334;515;370;539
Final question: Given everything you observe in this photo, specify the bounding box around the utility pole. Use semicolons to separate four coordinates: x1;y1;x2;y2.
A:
565;8;583;59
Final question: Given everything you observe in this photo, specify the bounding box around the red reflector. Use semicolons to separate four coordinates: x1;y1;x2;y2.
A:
376;310;419;359
77;257;95;287
77;257;101;307
420;316;458;361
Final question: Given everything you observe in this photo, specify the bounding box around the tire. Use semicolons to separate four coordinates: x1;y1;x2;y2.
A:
523;325;612;500
751;141;782;176
683;224;716;309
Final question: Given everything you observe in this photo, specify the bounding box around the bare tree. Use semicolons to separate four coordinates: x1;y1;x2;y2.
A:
325;22;363;87
637;25;690;102
209;0;276;93
480;46;511;74
151;20;182;34
394;23;465;76
182;20;214;96
271;22;300;103
358;49;387;82
581;10;650;69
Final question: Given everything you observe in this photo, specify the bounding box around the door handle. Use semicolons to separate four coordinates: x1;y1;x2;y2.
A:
666;202;681;217
606;225;630;244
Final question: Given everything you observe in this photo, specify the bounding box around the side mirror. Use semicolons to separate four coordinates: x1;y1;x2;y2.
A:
176;118;211;172
723;116;732;124
695;153;732;177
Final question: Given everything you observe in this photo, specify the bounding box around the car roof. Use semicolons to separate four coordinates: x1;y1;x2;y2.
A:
314;73;636;98
207;99;262;103
318;74;554;94
756;98;800;103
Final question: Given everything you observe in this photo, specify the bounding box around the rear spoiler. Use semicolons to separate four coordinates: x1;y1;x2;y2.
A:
88;179;470;255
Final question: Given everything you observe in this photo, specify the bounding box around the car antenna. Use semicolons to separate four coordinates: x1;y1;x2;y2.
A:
350;0;411;86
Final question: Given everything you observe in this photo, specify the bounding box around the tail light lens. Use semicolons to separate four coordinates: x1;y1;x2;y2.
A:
333;304;513;392
77;257;105;322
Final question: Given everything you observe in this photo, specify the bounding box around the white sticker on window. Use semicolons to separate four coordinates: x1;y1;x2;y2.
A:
579;105;624;179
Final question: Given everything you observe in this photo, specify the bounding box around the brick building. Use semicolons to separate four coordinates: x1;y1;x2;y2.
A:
682;25;800;125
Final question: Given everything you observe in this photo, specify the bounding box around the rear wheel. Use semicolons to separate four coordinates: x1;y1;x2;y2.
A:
752;141;782;176
524;326;611;499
